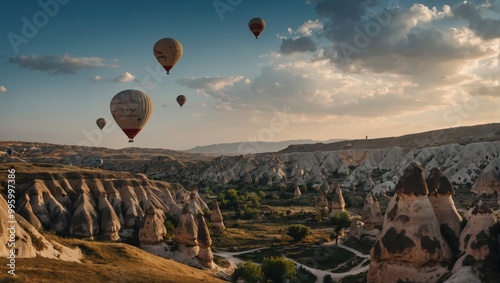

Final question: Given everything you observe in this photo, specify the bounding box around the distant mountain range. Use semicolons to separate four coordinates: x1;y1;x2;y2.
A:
184;139;345;154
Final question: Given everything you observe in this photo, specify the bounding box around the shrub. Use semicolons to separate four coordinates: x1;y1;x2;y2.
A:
287;224;312;242
261;256;297;282
323;274;334;283
231;261;262;283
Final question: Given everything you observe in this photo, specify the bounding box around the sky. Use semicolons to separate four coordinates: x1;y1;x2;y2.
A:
0;0;499;151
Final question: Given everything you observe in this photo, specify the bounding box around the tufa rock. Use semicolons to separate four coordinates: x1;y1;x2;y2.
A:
210;201;225;230
139;206;167;246
361;192;383;232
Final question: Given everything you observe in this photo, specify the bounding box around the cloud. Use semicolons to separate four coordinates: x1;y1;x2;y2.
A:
280;37;317;54
453;1;500;39
294;20;324;36
176;76;244;101
112;72;137;82
90;72;137;83
8;54;118;75
0;86;7;93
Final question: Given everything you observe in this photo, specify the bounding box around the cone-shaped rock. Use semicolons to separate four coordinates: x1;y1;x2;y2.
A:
175;204;198;247
196;212;214;268
427;167;462;254
315;188;329;216
361;192;383;232
294;185;302;197
329;184;346;218
458;203;494;260
210;201;225;230
69;193;99;239
17;194;42;231
97;194;121;241
368;162;453;283
139;206;166;246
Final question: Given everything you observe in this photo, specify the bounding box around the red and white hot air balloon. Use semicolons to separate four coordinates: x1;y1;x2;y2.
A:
110;89;153;143
248;18;266;39
153;38;183;75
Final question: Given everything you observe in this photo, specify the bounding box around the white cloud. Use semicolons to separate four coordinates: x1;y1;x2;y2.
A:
91;72;137;83
296;20;323;36
112;72;137;82
8;54;118;75
0;86;7;93
91;75;103;82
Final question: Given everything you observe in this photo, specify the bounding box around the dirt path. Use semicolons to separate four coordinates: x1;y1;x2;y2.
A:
213;240;371;282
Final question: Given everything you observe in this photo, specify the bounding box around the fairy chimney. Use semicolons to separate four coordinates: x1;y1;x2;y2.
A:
210;201;225;230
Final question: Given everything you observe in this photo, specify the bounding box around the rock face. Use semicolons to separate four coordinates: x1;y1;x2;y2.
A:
361;192;383;232
426;167;462;254
97;194;121;241
315;188;329;217
294;185;302;197
0;195;82;262
175;204;199;257
210;201;225;230
368;162;454;283
471;157;500;196
139;206;167;246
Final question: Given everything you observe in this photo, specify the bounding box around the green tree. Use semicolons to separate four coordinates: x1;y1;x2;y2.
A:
323;274;334;283
261;256;297;282
329;211;351;244
287;224;312;242
231;261;262;283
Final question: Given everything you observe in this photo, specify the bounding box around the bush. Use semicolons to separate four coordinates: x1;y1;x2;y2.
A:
287;224;312;242
231;261;262;283
261;256;297;282
323;274;334;283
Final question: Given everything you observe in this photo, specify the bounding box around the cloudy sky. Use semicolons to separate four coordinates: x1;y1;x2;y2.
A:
0;0;499;150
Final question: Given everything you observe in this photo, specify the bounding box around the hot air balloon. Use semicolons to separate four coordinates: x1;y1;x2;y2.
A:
96;118;107;130
153;38;183;75
249;18;266;39
94;158;103;168
176;95;187;107
6;149;13;156
110;89;153;143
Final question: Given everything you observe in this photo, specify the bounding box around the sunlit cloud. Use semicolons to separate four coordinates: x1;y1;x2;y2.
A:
0;86;7;93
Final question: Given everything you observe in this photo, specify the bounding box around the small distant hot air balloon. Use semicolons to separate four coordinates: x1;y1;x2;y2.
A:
110;89;154;143
96;118;107;131
94;158;103;168
176;95;187;107
153;38;183;75
249;18;266;39
6;148;13;156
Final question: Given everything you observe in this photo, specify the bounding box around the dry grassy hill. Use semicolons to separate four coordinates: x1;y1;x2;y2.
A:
280;123;500;153
0;238;226;283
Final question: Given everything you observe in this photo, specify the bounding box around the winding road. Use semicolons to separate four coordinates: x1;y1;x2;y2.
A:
213;240;371;283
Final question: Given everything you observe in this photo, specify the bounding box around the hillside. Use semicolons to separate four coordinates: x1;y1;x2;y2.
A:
185;139;344;154
280;123;500;153
0;239;226;283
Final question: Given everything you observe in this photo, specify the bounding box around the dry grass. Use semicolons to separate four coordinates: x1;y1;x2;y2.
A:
0;239;226;283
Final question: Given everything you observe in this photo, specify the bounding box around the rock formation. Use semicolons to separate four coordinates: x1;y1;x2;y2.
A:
315;188;329;217
97;193;121;241
348;217;363;238
175;204;199;257
69;193;99;240
471;156;500;197
426;167;462;253
16;194;42;231
458;203;495;261
210;201;225;230
329;184;345;218
361;192;383;233
368;162;454;283
364;175;376;192
196;212;214;268
294;185;302;197
139;206;167;246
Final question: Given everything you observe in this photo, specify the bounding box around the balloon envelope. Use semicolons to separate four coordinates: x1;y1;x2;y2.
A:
6;149;13;156
176;95;187;107
96;118;107;130
110;89;154;142
249;18;266;39
153;38;183;74
94;158;103;168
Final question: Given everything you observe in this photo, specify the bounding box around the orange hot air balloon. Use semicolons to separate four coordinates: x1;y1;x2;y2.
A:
96;118;107;130
110;89;154;143
176;95;187;107
249;18;266;39
153;38;183;75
